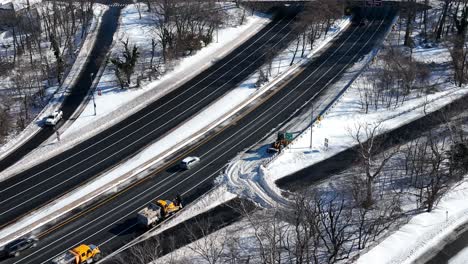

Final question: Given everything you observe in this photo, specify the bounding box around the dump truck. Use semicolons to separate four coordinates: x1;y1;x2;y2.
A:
137;195;183;227
50;244;101;264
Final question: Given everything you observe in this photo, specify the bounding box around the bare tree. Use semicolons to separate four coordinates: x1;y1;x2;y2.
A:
349;122;399;208
186;218;227;264
314;193;354;263
0;99;11;143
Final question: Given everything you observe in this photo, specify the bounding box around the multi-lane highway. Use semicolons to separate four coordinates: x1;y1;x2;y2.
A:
0;6;396;264
0;10;299;230
0;2;126;171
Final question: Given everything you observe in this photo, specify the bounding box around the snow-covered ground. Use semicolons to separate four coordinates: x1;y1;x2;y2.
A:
148;10;468;264
0;3;108;162
219;16;467;207
0;3;271;179
0;4;273;246
0;11;350;249
357;177;468;264
0;0;40;10
450;247;468;264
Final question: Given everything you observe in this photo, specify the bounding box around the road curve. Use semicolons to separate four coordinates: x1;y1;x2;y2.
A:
0;9;300;229
0;6;396;264
0;2;126;172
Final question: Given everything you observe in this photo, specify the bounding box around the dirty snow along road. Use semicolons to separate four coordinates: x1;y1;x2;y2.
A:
0;7;396;264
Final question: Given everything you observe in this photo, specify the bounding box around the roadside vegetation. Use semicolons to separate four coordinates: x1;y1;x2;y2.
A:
107;1;468;263
0;0;96;143
108;0;252;89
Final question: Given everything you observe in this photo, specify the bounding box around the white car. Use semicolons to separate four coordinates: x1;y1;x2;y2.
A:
45;110;63;126
180;156;200;170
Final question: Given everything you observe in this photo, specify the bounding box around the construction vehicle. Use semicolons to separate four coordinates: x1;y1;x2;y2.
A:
50;244;101;264
267;131;295;153
137;195;183;227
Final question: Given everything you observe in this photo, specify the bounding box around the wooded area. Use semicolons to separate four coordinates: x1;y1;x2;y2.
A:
0;0;95;142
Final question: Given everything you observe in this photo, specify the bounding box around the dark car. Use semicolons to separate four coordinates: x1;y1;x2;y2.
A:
4;237;38;257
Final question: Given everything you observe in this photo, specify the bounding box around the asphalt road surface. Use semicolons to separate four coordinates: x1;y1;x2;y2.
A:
0;9;300;230
0;2;125;172
0;6;396;264
424;229;468;264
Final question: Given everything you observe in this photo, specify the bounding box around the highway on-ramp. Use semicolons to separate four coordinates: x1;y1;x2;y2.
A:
0;10;299;231
0;6;396;264
0;1;127;172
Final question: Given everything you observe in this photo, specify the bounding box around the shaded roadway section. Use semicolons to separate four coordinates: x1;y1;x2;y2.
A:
0;6;396;264
424;221;468;264
0;5;123;172
0;9;300;228
276;94;468;192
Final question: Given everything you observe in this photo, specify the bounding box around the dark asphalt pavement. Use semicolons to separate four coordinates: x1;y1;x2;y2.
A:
425;225;468;264
0;6;396;264
0;10;300;229
0;3;124;172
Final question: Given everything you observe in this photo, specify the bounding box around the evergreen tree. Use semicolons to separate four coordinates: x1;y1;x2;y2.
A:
111;39;140;88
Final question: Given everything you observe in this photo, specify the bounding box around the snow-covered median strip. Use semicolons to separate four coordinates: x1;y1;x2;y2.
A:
0;15;351;248
0;4;109;167
0;5;270;179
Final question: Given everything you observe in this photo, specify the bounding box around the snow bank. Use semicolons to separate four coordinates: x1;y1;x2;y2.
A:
0;4;109;169
357;178;468;264
0;4;270;179
0;5;272;246
450;247;468;264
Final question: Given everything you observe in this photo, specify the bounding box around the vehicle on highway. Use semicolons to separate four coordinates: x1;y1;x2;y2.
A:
180;156;200;170
51;244;101;264
44;110;63;126
4;237;38;257
360;18;368;26
137;195;183;227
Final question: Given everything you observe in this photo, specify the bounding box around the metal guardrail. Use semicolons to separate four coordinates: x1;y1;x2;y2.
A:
262;13;400;168
97;186;225;263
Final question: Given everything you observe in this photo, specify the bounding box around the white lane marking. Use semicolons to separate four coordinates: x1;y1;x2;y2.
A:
0;19;293;204
20;17;369;264
0;19;296;214
24;14;388;264
0;17;287;194
94;15;390;250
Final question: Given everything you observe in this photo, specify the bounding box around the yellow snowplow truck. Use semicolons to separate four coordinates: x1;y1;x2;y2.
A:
267;131;294;153
137;195;183;227
50;244;101;264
